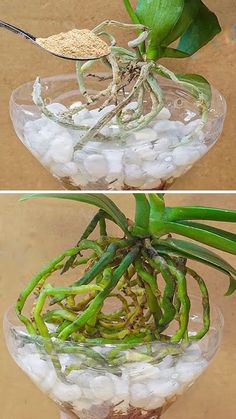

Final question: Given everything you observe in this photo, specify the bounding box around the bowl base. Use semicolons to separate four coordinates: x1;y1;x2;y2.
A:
60;406;163;419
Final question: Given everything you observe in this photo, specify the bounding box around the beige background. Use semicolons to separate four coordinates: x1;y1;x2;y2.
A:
0;0;236;190
0;193;235;419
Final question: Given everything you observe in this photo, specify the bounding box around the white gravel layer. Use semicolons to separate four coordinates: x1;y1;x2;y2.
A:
15;340;208;417
22;102;209;189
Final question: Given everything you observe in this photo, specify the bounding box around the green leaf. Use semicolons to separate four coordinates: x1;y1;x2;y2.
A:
148;194;166;233
155;237;236;278
123;0;140;24
155;66;212;110
163;0;201;46
177;1;221;55
175;73;212;108
179;221;236;245
157;221;236;255
21;193;129;235
165;206;236;223
159;47;189;58
132;194;150;237
225;276;236;296
136;0;185;59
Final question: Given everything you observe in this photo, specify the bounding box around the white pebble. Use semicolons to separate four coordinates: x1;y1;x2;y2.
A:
153;120;185;138
100;126;111;136
39;123;67;142
134;128;158;142
72;109;91;124
134;145;156;161
175;360;208;383
141;178;161;190
153;137;173;153
51;162;78;178
90;375;115;401
181;343;202;362
124;164;145;187
130;364;161;384
73;150;87;162
110;372;129;407
196;143;208;156
130;383;152;408
73;398;93;412
78;118;96;127
124;149;142;165
103;150;124;183
21;354;49;380
51;381;81;402
146;396;165;410
144;161;176;179
71;173;89;187
84;154;108;180
89;108;103;119
148;379;179;399
124;101;138;111
155;107;171;120
25;132;50;157
38;369;58;392
46;103;67;113
184;119;202;135
125;134;138;145
172;146;201;166
158;152;173;163
158;355;174;370
49;137;74;163
70;101;82;109
24;118;44;133
158;367;176;381
98;105;115;117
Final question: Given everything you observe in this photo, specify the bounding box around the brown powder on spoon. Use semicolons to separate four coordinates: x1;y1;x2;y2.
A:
36;29;110;58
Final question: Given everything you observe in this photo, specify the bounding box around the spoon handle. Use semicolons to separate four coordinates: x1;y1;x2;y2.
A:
0;20;36;41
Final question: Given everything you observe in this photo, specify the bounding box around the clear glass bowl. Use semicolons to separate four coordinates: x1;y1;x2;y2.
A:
10;74;226;190
4;296;223;419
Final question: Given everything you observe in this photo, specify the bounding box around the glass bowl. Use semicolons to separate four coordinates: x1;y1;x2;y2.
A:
4;296;223;419
9;73;226;190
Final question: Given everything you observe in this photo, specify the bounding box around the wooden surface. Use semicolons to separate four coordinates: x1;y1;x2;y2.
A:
0;193;235;419
0;0;235;190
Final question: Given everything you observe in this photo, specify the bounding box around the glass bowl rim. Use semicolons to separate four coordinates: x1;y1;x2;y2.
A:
4;294;224;349
9;72;227;114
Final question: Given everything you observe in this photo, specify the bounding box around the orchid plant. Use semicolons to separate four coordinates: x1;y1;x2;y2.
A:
16;193;236;356
33;1;221;145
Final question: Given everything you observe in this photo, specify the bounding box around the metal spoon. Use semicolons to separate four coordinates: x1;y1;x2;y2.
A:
0;19;109;61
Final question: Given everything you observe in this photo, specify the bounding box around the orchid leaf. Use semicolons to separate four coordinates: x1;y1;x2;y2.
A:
21;193;129;235
132;194;150;237
159;47;189;58
135;0;185;59
225;277;236;296
156;221;236;255
175;73;212;107
123;0;140;24
162;0;201;46
155;66;212;110
177;1;221;55
165;206;236;223
155;237;236;278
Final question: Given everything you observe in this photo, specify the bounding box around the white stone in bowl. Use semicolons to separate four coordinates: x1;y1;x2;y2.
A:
134;128;158;142
172;146;201;166
124;164;145;187
51;162;78;177
49;136;74;163
84;154;108;179
90;375;115;401
51;381;82;402
46;103;68;113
